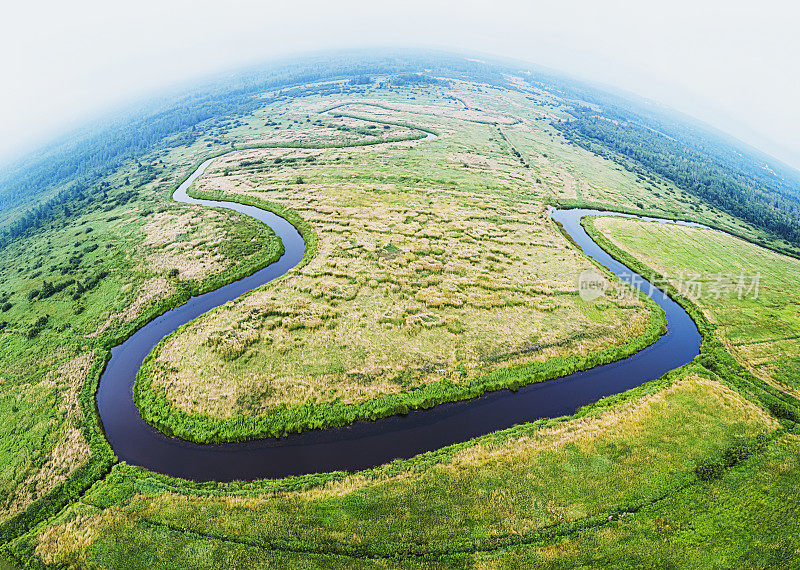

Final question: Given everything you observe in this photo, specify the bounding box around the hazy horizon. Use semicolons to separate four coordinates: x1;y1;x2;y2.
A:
2;0;799;173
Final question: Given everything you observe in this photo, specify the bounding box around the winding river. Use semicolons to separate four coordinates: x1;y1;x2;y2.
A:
96;156;701;482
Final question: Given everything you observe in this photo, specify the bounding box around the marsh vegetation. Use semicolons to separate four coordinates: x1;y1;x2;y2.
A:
1;53;799;568
139;105;662;440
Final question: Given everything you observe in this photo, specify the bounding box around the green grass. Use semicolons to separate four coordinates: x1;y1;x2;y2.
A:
470;433;800;568
10;367;785;567
593;217;800;391
0;119;286;539
3;74;800;568
16;200;800;567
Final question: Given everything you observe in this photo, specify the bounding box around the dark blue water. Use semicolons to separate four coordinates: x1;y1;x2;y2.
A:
95;165;701;481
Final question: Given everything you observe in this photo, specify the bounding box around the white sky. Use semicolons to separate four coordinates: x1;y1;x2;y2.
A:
2;0;799;170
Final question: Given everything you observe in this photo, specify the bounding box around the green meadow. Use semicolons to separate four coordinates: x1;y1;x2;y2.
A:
0;54;798;568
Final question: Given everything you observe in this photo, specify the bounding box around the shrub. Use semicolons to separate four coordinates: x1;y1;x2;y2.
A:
26;315;49;339
766;400;799;422
695;458;725;481
722;441;756;467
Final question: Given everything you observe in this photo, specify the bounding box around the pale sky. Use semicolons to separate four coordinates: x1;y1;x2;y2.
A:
2;0;799;170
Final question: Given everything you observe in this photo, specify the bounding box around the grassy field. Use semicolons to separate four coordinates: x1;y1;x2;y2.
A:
0;143;283;527
593;217;800;394
15;201;800;568
135;87;793;443
13;368;790;568
137;100;668;441
0;81;441;533
2;65;800;568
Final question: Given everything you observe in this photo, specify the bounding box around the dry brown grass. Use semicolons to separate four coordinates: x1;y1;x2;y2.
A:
46;353;94;422
86;207;249;338
448;376;777;468
148;141;653;420
5;427;91;519
35;507;100;566
87;277;174;338
140;209;229;280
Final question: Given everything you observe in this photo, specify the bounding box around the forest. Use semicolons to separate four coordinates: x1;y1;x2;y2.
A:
551;101;800;246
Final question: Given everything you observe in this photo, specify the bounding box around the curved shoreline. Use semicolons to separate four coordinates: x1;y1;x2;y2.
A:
96;149;701;480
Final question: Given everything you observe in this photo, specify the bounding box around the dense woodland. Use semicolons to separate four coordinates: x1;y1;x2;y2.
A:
552;106;800;245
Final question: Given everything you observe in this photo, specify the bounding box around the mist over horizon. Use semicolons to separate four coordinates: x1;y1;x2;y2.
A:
2;0;799;174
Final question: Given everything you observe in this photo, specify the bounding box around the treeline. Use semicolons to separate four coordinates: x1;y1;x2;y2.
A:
7;48;797;251
274;81;370;100
1;162;155;250
0;93;255;215
0;54;428;245
390;73;448;86
551;105;800;246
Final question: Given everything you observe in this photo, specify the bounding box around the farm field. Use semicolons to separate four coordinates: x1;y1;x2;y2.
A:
592;217;800;394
